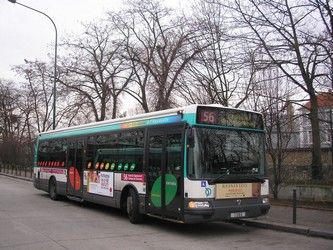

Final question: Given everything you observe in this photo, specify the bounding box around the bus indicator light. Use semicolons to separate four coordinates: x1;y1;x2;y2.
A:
100;162;105;170
110;163;116;171
118;163;123;171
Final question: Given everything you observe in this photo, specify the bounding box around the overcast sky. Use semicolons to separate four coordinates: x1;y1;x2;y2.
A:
0;0;124;81
0;0;185;82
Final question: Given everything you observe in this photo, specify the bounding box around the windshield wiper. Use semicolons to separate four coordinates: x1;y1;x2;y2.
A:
208;175;265;185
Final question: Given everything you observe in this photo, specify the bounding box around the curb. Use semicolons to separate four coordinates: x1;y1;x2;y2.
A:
271;202;333;212
0;172;33;182
236;219;333;240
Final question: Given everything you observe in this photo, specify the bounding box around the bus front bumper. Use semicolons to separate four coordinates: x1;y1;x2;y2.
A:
183;197;270;223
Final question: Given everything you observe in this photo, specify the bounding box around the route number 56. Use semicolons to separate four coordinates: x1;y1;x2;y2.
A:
201;111;217;124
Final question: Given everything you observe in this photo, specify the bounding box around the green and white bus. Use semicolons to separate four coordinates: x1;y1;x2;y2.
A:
33;104;270;223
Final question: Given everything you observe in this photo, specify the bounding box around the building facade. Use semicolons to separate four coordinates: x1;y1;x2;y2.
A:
266;91;333;182
299;91;333;149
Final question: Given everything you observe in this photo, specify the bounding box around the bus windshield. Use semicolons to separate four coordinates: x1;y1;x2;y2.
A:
187;127;265;181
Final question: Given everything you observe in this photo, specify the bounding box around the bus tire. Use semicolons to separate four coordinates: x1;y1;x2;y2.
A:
127;188;143;224
49;177;58;201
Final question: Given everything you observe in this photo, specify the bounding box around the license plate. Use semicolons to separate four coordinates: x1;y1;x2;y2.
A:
230;212;246;218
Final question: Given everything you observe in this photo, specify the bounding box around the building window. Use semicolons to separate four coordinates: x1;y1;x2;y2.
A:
307;131;312;144
327;131;331;143
322;128;331;144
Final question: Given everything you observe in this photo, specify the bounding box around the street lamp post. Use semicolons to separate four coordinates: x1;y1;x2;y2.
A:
8;0;57;130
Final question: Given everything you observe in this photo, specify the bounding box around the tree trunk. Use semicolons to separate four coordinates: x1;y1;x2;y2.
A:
308;93;323;179
112;98;117;119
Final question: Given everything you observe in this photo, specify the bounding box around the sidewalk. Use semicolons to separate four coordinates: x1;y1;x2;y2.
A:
0;172;32;182
239;202;333;239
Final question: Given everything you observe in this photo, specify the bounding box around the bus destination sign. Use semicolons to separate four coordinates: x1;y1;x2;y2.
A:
197;107;264;129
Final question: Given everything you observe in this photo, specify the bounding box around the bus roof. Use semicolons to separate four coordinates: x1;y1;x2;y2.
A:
38;104;262;140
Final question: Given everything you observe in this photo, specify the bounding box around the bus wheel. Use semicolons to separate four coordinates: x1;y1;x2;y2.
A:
126;189;143;224
49;177;58;200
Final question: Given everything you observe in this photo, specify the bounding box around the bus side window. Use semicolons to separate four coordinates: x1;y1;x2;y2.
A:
86;136;96;169
38;140;49;164
118;130;144;172
85;130;145;172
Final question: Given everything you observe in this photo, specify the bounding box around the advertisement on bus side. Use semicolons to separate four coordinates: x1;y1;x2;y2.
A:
87;171;114;197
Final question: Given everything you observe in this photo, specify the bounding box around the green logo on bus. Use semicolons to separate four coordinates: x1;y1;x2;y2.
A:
150;174;178;208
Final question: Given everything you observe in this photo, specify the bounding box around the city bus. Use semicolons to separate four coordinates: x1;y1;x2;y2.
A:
33;104;270;223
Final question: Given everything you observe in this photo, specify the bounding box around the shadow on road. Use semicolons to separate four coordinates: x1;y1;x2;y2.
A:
36;192;251;238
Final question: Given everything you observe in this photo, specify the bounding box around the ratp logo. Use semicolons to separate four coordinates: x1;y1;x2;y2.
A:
205;187;212;197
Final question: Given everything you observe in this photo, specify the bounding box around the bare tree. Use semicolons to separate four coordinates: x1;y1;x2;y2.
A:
232;0;330;179
310;0;333;89
0;80;19;139
0;80;24;164
14;59;81;131
14;60;55;132
60;22;132;121
179;0;260;108
248;68;296;198
110;0;201;112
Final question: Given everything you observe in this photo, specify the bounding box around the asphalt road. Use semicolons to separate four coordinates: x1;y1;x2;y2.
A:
0;175;332;250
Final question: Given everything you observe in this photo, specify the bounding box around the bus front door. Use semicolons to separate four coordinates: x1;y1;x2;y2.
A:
66;140;84;198
146;127;183;221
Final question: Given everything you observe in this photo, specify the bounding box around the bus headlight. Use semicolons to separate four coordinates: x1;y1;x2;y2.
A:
188;201;210;209
262;197;269;204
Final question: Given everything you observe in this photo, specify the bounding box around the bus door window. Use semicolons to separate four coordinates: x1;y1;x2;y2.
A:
76;141;84;171
166;133;182;174
148;135;163;189
167;132;183;202
67;140;84;193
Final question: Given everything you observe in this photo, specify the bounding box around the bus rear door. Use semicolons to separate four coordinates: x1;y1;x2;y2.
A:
66;140;84;198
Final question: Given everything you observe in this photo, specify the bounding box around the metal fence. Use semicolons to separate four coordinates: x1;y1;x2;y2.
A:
0;163;33;179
